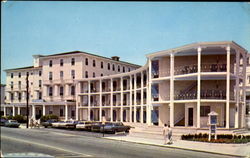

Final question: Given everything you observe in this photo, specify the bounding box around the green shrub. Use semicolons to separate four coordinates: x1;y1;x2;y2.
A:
40;114;59;122
13;115;26;123
7;115;13;120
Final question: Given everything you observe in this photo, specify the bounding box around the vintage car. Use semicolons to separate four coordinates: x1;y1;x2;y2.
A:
41;119;58;128
1;118;7;126
101;122;131;134
75;121;93;130
4;120;20;128
91;122;131;134
51;120;78;129
51;121;66;128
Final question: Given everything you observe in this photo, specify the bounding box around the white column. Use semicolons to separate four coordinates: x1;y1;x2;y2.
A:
99;79;102;121
147;59;152;125
241;52;247;128
32;105;36;119
120;77;123;122
4;106;6;117
12;106;15;116
235;50;240;128
197;47;201;128
43;105;46;116
18;106;21;115
134;74;137;123
129;75;133;123
88;81;91;121
226;46;231;129
110;78;113;122
65;104;68;121
170;53;175;127
140;72;144;123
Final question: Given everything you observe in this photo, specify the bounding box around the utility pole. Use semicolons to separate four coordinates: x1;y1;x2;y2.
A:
26;73;29;128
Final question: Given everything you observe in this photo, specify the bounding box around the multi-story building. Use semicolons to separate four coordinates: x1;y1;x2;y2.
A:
2;41;249;129
3;51;140;120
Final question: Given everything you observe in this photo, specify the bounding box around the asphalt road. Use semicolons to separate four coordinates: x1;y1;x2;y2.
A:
1;127;234;158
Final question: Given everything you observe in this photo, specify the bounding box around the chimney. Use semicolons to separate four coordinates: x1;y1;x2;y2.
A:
111;56;120;61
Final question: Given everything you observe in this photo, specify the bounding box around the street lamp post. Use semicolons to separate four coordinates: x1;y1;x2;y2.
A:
26;73;29;128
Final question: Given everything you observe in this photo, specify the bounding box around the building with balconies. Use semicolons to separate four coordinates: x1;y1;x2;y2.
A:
2;41;249;129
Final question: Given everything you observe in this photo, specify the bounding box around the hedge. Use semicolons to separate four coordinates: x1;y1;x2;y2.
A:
181;133;250;144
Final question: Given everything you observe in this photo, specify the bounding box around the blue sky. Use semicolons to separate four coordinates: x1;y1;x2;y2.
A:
1;2;250;84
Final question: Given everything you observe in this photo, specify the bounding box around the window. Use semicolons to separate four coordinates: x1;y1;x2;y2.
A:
18;73;21;78
200;106;210;117
38;92;42;100
11;82;13;89
60;108;63;117
101;62;103;69
26;72;29;76
108;63;110;70
85;71;88;78
71;70;75;79
39;71;42;76
60;86;64;96
18;93;22;101
18;81;21;89
71;86;75;96
128;68;130;72
49;72;53;80
39;80;42;87
123;67;125;72
60;71;64;79
71;58;75;66
11;73;13;78
93;72;95;78
85;58;88;65
101;73;103;77
71;110;75;117
247;57;250;66
113;64;115;71
49;87;53;96
49;60;53;67
60;59;64;66
118;65;120;72
93;60;96;67
11;93;14;101
248;75;250;84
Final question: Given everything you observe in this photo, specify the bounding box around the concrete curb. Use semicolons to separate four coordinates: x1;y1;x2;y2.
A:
102;137;246;158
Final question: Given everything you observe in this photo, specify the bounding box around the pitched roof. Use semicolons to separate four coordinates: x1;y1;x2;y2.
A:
42;51;141;67
4;66;41;72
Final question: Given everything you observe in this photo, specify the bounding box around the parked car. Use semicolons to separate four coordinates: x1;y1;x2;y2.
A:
1;118;7;126
41;119;58;128
100;122;131;134
90;122;103;132
51;121;65;128
76;121;93;130
64;120;79;129
4;120;20;128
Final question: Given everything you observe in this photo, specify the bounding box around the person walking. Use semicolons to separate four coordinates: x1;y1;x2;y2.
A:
167;125;173;144
163;124;169;144
163;124;173;144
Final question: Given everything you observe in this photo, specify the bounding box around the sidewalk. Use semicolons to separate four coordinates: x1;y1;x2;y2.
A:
104;132;250;157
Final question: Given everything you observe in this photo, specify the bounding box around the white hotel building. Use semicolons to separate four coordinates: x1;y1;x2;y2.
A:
2;41;249;129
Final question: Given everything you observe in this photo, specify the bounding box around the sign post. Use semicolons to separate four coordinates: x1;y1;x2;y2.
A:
208;111;218;141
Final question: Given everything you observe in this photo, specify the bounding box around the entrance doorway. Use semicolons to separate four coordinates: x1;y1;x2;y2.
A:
188;108;193;126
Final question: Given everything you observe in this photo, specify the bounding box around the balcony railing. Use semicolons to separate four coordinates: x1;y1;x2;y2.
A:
201;63;227;72
175;91;197;100
174;65;198;75
200;90;226;99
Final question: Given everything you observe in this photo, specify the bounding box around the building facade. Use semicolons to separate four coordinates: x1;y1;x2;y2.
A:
2;41;249;129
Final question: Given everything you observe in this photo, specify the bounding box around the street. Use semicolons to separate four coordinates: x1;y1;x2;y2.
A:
1;127;233;158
